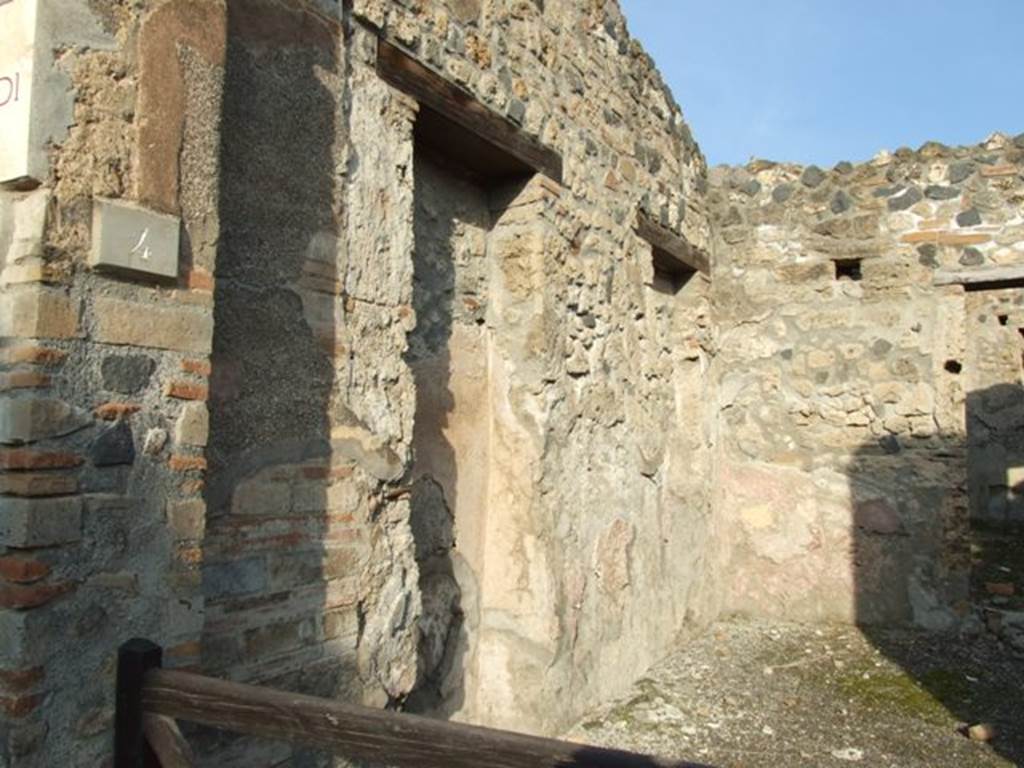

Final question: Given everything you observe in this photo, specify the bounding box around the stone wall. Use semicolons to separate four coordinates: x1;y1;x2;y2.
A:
6;0;1019;763
341;0;717;737
1;0;717;764
708;133;1024;628
1;1;225;766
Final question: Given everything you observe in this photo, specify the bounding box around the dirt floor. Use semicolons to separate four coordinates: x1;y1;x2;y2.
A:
567;620;1024;768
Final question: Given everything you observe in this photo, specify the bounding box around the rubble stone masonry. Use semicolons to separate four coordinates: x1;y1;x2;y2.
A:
0;0;1021;766
708;134;1024;628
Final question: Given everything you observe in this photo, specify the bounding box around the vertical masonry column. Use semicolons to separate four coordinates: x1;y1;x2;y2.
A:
341;25;422;716
0;1;225;765
198;2;349;765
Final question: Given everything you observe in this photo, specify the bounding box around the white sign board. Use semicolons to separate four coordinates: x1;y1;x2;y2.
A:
0;0;38;185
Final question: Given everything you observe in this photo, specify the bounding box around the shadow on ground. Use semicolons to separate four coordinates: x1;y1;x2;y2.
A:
851;381;1024;765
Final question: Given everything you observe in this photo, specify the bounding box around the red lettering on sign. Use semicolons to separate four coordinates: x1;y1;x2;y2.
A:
0;73;20;108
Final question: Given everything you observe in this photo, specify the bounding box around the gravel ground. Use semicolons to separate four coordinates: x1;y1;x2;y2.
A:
566;620;1024;767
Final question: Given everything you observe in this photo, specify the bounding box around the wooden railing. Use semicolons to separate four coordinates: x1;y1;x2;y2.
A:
114;638;712;768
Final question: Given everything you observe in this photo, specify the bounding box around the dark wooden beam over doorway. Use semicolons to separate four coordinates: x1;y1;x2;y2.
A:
376;39;563;184
636;212;710;277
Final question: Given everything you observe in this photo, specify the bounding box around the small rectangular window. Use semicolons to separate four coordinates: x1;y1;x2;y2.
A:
651;247;695;295
835;258;862;281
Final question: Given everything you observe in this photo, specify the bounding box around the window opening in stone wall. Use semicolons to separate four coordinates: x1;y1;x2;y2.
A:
834;258;862;281
945;360;963;375
651;245;695;295
635;212;709;296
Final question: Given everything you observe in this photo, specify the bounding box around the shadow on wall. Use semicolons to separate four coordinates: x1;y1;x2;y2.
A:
851;381;1024;764
200;1;346;764
401;143;532;719
403;147;467;716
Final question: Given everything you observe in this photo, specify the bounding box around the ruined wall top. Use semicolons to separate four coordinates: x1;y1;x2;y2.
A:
351;0;710;253
709;131;1024;281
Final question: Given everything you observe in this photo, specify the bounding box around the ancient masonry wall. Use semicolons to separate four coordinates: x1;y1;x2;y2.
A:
708;134;1024;628
0;0;716;765
0;1;225;765
5;0;1020;763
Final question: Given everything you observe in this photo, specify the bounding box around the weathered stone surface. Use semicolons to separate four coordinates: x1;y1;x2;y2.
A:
203;557;267;598
709;134;1021;632
10;0;1022;762
916;244;939;268
801;165;826;188
101;355;156;394
741;179;761;196
0;189;49;266
0;286;79;340
924;184;960;200
0;0;113;185
956;208;982;227
90;421;135;467
772;184;794;203
93;297;213;353
959;247;984;266
0;496;82;548
887;185;923;211
174;402;209;447
0;398;90;445
831;190;852;214
167;498;205;540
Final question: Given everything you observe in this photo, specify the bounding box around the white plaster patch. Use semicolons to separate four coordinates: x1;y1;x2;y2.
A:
90;198;181;279
0;0;38;184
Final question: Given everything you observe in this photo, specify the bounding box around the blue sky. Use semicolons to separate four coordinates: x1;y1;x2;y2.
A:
619;1;1024;167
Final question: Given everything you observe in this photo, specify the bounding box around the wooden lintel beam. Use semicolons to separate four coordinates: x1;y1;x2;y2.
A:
935;265;1024;292
636;213;710;276
376;40;563;184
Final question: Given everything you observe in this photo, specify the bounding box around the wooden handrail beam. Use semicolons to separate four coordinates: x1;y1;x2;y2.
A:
142;714;194;768
142;668;710;768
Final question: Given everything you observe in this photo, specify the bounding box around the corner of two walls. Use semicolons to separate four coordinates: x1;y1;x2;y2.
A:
707;134;1024;631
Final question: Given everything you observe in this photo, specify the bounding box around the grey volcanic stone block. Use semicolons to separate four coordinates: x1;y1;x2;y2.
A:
960;247;985;266
741;179;761;197
956;208;982;227
91;421;136;467
949;161;975;184
917;244;939;268
831;190;852;214
925;185;960;200
772;184;794;203
101;355;156;394
888;186;923;211
801;166;826;188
